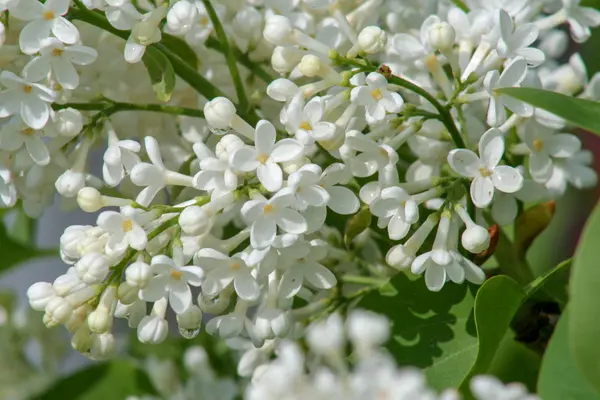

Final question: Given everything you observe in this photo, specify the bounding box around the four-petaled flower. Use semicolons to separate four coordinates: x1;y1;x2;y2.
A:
448;128;524;208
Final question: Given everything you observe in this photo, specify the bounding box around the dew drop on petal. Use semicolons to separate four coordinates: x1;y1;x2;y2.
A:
179;326;200;339
209;126;231;135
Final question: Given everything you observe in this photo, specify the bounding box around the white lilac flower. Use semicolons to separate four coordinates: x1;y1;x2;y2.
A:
448;128;523;208
230;120;304;192
319;163;360;215
0;71;57;130
350;72;404;124
411;212;466;292
241;188;307;249
523;127;582;184
102;135;141;188
96;207;148;254
282;94;336;147
370;186;418;240
545;149;598;196
286;164;330;211
483;57;532;126
0;118;50;166
22;38;98;90
196;248;260;302
193;141;239;198
130;136;194;206
496;10;544;66
11;0;80;54
139;254;204;314
277;239;336;301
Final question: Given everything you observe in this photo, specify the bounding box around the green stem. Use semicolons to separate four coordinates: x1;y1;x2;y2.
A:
387;75;466;149
201;0;249;113
53;101;204;118
205;37;274;83
69;3;225;101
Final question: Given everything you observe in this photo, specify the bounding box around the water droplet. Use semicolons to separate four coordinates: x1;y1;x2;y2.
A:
209;126;231;135
179;326;201;339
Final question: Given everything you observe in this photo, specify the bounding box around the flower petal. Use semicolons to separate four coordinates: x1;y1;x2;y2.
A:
230;147;259;172
492;165;523;193
139;275;169;302
234;270;259;301
303;262;336;289
327;186;359;215
529;152;553;183
257;162;283;192
251;218;276;249
470;176;495;208
478;128;504;169
255;120;276;155
169;280;192;314
546;134;581;158
275;208;307;234
424;264;446;292
447;149;480;178
270;139;304;163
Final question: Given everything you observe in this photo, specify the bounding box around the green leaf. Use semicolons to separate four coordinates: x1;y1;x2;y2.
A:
498;88;600;134
539;308;600;400
359;273;478;389
161;34;199;69
487;333;541;392
143;47;176;102
34;360;156;400
344;206;371;248
459;276;525;393
568;202;600;394
525;258;572;307
514;201;556;260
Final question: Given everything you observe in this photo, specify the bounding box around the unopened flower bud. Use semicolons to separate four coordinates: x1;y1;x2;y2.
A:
385;244;415;269
137;315;169;344
87;308;112;333
77;187;103;212
125;261;152;289
118;282;139;305
298;54;323;77
55;170;86;198
215;134;244;160
177;305;203;330
183;346;209;371
53;272;82;297
54;108;83;137
204;97;236;130
462;225;491;253
271;46;303;74
179;205;212;236
71;325;93;353
89;333;116;360
428;21;455;51
166;0;197;34
76;253;110;285
358;26;387;54
27;282;55;311
44;297;74;327
263;15;294;46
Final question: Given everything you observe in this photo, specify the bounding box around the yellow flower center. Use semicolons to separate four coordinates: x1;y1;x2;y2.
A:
22;128;35;136
370;88;383;100
256;153;269;164
170;269;183;280
23;85;32;94
200;16;209;26
122;219;133;232
300;121;312;131
52;48;64;57
263;204;274;214
532;139;544;152
43;10;55;20
231;262;241;269
479;167;493;177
